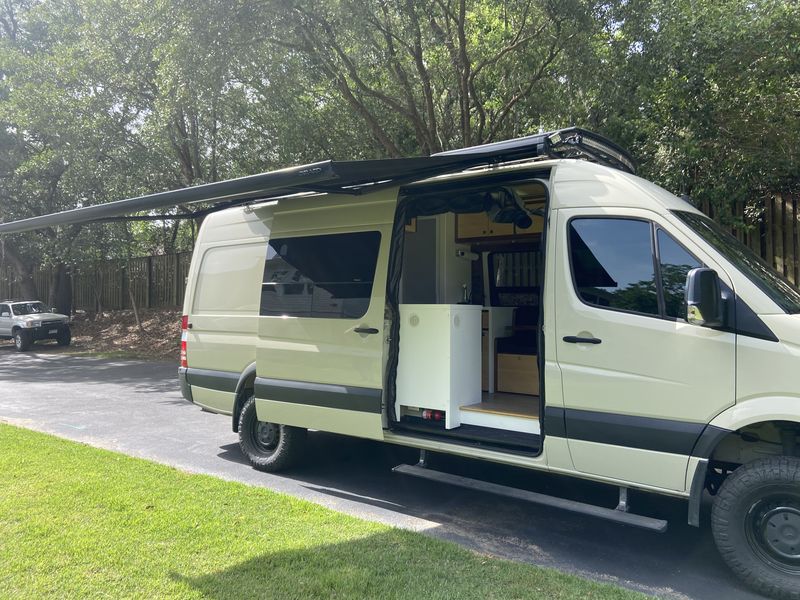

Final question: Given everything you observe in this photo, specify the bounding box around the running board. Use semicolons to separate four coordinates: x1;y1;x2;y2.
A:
392;463;668;533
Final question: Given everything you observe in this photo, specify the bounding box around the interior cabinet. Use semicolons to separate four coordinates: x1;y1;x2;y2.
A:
481;307;514;393
396;304;482;429
456;213;514;241
455;202;545;242
497;353;539;395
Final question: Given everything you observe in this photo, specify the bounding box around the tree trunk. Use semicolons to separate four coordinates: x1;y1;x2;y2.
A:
2;244;38;299
52;264;72;315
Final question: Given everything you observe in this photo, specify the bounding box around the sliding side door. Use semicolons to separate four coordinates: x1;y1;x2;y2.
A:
254;192;396;440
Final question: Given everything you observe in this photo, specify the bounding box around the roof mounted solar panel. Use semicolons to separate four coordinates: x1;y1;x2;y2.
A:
0;127;634;235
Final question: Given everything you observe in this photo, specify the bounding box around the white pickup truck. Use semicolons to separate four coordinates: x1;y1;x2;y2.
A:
0;300;71;351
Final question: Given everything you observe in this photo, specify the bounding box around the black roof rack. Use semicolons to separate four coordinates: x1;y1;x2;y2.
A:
0;127;634;235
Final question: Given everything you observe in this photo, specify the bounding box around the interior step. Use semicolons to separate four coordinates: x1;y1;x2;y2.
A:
459;394;540;434
461;393;539;418
393;463;668;533
459;409;540;434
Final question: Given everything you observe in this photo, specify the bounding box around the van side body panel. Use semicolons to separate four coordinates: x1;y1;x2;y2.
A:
711;316;800;432
182;207;272;415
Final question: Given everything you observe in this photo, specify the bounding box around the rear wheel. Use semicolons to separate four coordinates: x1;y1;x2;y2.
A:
237;395;306;472
13;330;31;352
711;456;800;600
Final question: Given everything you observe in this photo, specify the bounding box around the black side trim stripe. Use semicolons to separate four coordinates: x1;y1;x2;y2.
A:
544;406;566;437
565;408;705;455
544;406;731;456
185;367;239;393
254;377;382;414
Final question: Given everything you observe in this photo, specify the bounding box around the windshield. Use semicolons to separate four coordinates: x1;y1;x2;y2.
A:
674;210;800;314
11;302;47;316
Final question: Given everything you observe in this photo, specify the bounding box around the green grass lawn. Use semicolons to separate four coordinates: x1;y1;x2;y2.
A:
0;424;644;599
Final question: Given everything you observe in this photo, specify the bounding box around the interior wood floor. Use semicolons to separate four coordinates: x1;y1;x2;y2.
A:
461;392;540;420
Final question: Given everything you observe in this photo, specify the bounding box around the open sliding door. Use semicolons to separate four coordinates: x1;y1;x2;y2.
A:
254;191;397;440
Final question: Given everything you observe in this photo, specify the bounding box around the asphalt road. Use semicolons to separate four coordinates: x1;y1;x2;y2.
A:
0;347;763;599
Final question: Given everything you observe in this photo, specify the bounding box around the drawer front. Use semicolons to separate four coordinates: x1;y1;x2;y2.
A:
497;353;539;395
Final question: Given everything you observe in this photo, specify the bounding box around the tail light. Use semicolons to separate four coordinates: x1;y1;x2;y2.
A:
180;315;189;368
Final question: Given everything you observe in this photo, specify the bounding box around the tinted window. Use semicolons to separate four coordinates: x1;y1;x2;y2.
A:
569;219;659;315
0;304;9;316
657;229;702;319
261;231;381;318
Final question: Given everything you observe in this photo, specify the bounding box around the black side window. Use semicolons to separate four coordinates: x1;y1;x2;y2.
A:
260;231;381;319
657;229;702;319
569;218;659;316
0;304;8;315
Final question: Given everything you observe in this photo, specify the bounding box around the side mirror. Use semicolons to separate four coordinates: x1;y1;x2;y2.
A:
686;268;723;327
0;312;9;318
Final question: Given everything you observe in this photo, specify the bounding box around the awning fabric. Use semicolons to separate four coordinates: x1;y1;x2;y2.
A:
0;127;634;235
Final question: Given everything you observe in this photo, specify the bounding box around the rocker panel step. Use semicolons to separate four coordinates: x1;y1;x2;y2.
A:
392;463;668;533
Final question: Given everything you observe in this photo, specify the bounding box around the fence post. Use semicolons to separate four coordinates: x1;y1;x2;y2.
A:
146;256;152;309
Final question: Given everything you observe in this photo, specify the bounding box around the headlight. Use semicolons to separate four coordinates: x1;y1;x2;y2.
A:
22;320;40;328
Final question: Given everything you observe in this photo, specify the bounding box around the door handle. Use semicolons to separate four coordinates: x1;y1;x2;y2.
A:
563;335;602;344
354;327;379;335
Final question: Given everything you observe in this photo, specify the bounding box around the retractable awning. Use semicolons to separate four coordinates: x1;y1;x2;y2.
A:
0;127;635;235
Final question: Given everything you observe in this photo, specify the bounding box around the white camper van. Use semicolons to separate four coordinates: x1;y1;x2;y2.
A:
1;129;797;598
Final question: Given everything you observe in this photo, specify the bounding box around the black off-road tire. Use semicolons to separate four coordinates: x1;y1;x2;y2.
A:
13;330;32;352
237;395;306;472
711;456;800;600
57;328;72;346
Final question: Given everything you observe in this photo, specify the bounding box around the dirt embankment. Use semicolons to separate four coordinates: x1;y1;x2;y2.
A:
11;309;183;361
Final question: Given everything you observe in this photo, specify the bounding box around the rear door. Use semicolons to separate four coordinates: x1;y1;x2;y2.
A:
254;191;397;440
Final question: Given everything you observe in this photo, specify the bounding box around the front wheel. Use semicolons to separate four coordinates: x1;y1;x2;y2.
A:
13;330;32;352
57;328;71;346
237;395;306;472
711;456;800;600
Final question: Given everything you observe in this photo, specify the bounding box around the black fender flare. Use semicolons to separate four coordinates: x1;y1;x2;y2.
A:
232;362;257;432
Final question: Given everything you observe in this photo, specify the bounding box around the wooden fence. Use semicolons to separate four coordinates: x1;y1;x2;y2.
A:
701;193;800;285
0;253;192;311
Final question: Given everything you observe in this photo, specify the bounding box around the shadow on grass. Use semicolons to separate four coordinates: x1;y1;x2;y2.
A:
170;530;592;600
212;429;754;600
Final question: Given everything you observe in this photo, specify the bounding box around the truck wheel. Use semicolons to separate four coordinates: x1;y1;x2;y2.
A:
711;456;800;600
237;395;306;472
57;328;71;346
13;330;31;352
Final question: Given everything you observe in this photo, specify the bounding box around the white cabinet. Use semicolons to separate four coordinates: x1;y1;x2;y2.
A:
396;304;482;429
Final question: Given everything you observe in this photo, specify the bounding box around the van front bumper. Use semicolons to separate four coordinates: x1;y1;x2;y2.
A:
178;367;194;403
